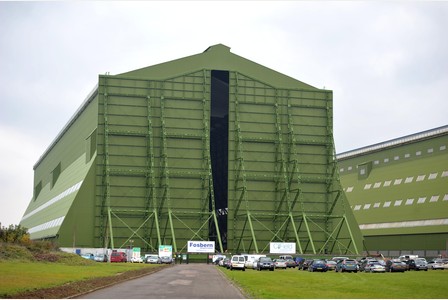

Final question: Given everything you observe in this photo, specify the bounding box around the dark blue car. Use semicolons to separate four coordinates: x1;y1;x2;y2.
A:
308;260;328;272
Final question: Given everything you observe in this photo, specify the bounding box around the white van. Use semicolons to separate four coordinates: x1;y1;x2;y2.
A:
399;254;418;261
230;255;246;271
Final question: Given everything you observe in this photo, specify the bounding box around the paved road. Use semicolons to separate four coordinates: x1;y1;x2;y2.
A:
75;264;246;299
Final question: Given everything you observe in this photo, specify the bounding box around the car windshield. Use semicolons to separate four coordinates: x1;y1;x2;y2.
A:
314;260;325;264
260;257;271;262
345;260;356;263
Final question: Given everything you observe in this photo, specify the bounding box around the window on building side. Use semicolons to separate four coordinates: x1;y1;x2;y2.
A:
430;196;439;202
417;175;426;181
404;177;414;184
428;173;438;180
34;181;42;200
51;163;61;189
405;199;414;205
417;197;426;204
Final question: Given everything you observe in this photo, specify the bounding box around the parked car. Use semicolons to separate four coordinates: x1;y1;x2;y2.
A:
257;257;275;271
336;259;358;273
300;259;314;270
273;259;287;269
145;255;161;264
294;257;305;267
326;260;337;270
385;260;407;272
80;253;95;260
308;260;328;272
230;255;246;271
110;251;127;263
223;258;231;269
406;258;428;271
364;262;386;273
160;256;173;264
427;259;447;270
218;257;227;267
130;256;143;263
94;254;108;262
360;259;379;272
332;256;349;263
285;259;297;268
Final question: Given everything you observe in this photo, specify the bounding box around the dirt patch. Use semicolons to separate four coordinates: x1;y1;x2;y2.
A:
7;264;171;299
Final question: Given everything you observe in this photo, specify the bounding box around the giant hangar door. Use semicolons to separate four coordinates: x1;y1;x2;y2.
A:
96;69;361;255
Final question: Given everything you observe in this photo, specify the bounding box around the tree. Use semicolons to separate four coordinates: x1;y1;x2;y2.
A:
0;223;30;245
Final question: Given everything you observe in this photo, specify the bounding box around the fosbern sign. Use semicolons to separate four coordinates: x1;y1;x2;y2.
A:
187;241;215;253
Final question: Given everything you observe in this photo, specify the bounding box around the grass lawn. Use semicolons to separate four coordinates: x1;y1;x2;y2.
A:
219;267;448;298
0;261;158;297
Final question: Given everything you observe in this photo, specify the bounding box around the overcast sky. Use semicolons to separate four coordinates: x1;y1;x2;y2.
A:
1;1;447;227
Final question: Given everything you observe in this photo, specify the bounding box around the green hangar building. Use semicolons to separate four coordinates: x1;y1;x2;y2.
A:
337;125;448;258
20;44;362;255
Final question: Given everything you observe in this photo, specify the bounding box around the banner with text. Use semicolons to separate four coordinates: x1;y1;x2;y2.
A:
270;242;296;254
187;241;215;253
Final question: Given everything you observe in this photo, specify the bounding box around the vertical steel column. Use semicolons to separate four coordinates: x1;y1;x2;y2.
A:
232;72;256;251
145;92;161;247
285;95;305;253
102;76;114;249
159;93;175;251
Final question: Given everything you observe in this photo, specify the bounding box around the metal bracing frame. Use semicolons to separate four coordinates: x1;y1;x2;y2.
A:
232;72;257;252
157;71;223;253
230;72;360;255
145;90;161;247
99;76;160;253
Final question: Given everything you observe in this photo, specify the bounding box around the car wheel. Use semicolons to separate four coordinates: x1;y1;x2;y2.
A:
242;268;245;272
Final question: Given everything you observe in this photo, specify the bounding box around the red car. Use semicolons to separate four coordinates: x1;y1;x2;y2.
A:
110;251;127;262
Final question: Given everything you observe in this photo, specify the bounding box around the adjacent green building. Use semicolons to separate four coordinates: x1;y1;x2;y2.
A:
337;126;448;257
20;44;362;255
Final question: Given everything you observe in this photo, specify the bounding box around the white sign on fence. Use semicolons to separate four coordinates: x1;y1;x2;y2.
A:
270;242;296;254
187;241;215;253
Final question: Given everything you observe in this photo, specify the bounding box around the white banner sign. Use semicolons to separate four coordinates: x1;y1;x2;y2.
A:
270;242;296;254
159;245;172;258
187;241;215;253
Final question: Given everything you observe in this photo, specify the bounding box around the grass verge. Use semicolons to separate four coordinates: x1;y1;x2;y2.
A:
219;267;448;298
0;261;169;298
